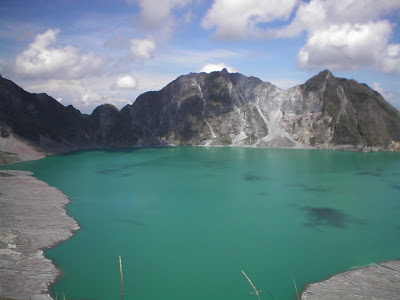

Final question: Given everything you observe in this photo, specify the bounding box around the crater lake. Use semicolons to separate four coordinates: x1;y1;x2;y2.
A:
2;147;400;300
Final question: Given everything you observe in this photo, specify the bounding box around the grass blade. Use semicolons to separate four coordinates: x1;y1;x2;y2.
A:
119;256;124;300
241;270;263;300
291;273;300;300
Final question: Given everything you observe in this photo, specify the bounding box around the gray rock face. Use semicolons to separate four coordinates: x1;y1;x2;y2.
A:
119;69;400;151
301;261;400;300
89;104;120;145
0;170;79;300
1;69;400;163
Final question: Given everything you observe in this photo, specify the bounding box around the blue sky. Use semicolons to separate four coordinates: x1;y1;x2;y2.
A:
0;0;399;113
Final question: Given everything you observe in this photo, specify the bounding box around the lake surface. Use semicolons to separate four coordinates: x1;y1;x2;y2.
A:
3;147;400;299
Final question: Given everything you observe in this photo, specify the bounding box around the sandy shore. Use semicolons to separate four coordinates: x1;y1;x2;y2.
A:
0;170;79;300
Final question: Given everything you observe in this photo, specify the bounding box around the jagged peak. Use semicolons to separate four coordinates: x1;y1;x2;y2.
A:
220;68;229;75
303;69;337;88
312;69;335;82
97;103;119;111
318;69;333;77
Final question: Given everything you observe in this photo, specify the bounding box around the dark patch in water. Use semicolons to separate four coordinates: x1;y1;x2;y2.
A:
301;206;364;229
56;150;86;157
102;147;142;153
122;156;170;169
357;171;382;177
243;173;266;181
97;168;120;174
202;160;229;169
288;183;328;193
121;173;132;177
258;192;269;197
112;217;146;227
202;173;216;177
304;187;328;193
391;184;400;191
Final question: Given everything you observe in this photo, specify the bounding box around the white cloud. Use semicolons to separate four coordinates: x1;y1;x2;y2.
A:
373;83;400;110
152;49;240;71
130;36;156;60
200;63;236;73
270;0;400;38
298;21;398;72
25;79;131;114
202;0;299;40
381;44;400;74
373;82;395;101
127;0;191;29
14;29;104;79
202;0;400;74
111;75;138;90
269;0;400;74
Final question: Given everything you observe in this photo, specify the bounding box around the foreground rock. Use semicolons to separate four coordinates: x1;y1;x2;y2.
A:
301;260;400;300
0;170;79;300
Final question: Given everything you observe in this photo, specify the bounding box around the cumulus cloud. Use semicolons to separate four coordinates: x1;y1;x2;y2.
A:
202;0;400;74
111;75;138;90
372;82;400;109
271;0;400;38
271;0;400;74
373;82;395;101
14;29;104;79
126;0;193;63
202;0;299;40
127;0;191;29
130;36;156;60
200;63;236;73
26;79;131;113
298;21;397;72
381;44;400;74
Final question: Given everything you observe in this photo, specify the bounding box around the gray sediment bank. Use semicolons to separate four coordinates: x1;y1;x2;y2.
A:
301;260;400;299
0;170;79;300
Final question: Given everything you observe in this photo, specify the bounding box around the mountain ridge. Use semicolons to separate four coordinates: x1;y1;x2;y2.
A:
1;69;400;164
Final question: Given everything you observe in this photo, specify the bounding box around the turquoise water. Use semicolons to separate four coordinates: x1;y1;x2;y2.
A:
2;147;400;300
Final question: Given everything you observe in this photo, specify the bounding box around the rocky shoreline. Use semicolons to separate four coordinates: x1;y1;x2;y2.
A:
301;260;400;299
0;170;79;300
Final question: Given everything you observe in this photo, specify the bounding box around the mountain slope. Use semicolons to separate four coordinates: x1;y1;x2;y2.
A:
1;70;399;164
116;69;400;150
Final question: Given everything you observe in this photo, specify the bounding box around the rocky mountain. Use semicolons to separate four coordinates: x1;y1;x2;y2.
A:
1;70;400;164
